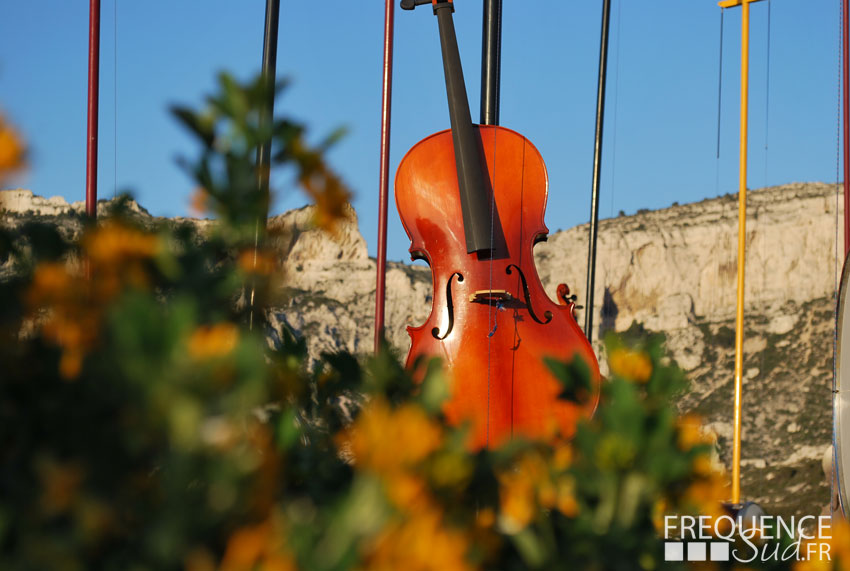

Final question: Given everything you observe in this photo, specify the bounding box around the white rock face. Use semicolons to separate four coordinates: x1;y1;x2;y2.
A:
0;189;81;215
534;182;842;337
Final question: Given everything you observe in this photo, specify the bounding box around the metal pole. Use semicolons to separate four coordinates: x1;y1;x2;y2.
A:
257;0;280;201
480;0;502;125
249;0;280;331
374;0;395;353
842;0;850;258
583;0;612;340
731;0;752;506
85;0;101;218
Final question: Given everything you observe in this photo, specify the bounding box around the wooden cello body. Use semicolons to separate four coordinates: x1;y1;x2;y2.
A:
396;0;600;449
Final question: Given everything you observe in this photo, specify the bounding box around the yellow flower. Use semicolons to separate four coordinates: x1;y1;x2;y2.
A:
476;508;496;528
238;249;277;276
681;472;730;526
795;518;850;570
188;323;239;360
26;262;100;379
221;516;296;571
608;348;652;382
677;414;710;451
189;186;209;216
555;475;579;518
27;262;73;303
692;453;715;477
297;159;352;235
385;473;430;513
83;222;159;265
0;113;26;182
652;497;670;534
497;452;548;532
337;398;442;476
38;457;84;515
364;506;473;571
552;443;573;471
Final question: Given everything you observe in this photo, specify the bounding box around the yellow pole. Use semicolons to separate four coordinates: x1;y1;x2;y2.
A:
731;0;749;506
718;0;764;505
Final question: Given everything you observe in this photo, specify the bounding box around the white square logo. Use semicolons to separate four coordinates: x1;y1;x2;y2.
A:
710;542;730;562
665;542;684;562
687;542;707;561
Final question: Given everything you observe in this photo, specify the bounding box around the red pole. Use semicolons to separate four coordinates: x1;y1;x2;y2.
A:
86;0;101;219
842;0;850;258
374;0;395;353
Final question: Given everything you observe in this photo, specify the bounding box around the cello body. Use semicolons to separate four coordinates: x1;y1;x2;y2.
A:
395;125;600;449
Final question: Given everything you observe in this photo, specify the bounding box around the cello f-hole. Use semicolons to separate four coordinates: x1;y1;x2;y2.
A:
432;272;464;340
505;264;552;325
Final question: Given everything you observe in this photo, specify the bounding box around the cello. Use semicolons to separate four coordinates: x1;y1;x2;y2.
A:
396;0;600;448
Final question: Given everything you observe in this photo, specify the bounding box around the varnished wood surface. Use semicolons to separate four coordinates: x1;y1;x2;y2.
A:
395;125;600;449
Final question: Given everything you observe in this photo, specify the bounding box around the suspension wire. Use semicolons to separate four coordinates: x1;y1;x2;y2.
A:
764;0;770;154
716;9;725;161
607;0;622;219
754;0;772;452
763;0;771;191
715;8;725;198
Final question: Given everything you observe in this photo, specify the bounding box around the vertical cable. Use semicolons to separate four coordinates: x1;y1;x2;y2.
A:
607;0;622;219
763;0;771;188
716;9;725;161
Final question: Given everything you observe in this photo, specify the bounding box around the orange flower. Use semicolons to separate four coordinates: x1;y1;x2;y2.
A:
608;348;652;382
497;451;579;532
337;398;442;477
681;472;730;526
794;518;850;570
0;113;26;182
26;262;100;379
677;414;710;451
364;505;473;571
238;249;277;276
27;262;74;303
38;457;84;515
83;222;159;265
189;186;209;216
188;323;239;360
221;517;296;571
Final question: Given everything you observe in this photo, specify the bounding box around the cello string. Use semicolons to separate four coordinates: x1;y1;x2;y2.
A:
486;126;500;447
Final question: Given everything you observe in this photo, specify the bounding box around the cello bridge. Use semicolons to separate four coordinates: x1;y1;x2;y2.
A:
469;290;514;304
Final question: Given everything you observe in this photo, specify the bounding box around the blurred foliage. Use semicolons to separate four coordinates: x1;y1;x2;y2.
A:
0;111;27;186
0;75;842;570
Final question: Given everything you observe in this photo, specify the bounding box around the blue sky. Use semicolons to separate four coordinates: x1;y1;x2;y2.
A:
0;1;842;263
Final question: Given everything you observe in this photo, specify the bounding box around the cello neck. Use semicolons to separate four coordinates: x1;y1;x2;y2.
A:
432;1;492;254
